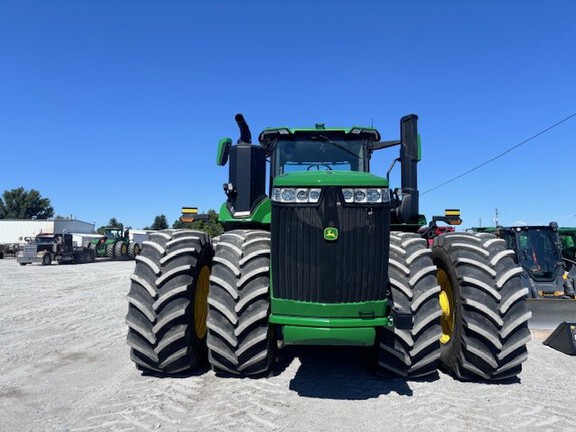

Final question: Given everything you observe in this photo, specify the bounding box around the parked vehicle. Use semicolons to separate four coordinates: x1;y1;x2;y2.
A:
17;233;95;266
87;228;139;260
126;113;530;382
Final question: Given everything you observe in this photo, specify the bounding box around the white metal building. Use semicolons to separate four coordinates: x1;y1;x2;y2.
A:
0;219;95;244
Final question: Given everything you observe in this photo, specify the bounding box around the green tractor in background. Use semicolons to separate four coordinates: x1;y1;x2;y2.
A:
88;228;138;260
559;228;576;275
126;114;531;382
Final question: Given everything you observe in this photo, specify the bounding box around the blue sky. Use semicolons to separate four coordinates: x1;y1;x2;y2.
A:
1;1;575;230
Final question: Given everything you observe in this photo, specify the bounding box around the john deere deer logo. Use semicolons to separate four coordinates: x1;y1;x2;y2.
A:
324;227;339;241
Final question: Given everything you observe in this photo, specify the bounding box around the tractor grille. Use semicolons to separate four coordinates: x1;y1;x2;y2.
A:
271;187;390;303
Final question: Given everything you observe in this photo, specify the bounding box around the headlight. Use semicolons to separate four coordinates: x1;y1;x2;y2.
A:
366;189;381;202
354;189;367;203
281;188;296;202
296;189;308;202
341;187;389;204
272;188;282;201
342;189;354;203
308;189;321;203
272;187;321;203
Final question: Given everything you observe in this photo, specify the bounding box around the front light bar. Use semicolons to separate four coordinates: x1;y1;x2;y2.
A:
272;187;322;203
271;187;389;204
342;188;389;204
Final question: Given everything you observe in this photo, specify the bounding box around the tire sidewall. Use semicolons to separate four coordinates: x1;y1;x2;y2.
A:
431;244;463;369
187;242;214;356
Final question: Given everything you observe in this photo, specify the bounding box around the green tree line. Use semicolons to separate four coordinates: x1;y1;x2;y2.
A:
0;187;54;219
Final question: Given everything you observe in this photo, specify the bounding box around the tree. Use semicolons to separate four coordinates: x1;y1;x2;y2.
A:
149;214;169;230
172;209;223;237
97;218;124;234
0;187;54;219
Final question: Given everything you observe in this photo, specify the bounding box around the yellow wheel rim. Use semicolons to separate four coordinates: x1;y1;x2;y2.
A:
194;265;210;339
437;268;455;344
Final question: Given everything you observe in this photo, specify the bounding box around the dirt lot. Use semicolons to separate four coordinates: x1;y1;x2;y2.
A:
1;259;576;432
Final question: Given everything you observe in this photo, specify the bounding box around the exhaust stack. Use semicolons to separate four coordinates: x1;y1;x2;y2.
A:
396;114;419;224
225;114;266;215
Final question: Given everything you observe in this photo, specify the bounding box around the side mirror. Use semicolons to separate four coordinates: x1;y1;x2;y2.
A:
216;138;232;166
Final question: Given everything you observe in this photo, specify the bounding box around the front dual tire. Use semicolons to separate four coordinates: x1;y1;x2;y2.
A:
126;228;274;377
377;231;531;382
126;230;213;374
432;232;531;381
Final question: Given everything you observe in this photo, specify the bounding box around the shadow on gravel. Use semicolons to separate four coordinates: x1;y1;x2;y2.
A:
280;345;427;400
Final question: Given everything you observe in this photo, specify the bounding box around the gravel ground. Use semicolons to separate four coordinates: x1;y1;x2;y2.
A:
1;258;576;432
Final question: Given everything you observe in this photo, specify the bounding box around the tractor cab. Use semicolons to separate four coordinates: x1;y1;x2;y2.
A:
513;228;561;281
260;126;379;176
492;224;570;298
103;228;126;240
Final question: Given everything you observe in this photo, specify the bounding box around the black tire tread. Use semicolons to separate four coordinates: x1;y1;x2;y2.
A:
128;242;140;259
125;229;213;374
106;242;115;259
207;229;273;376
432;232;531;381
377;232;442;378
114;241;126;259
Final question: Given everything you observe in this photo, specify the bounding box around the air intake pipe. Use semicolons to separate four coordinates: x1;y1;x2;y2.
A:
225;114;266;215
396;114;419;224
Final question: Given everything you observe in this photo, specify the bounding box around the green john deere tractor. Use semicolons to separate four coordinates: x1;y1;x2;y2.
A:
126;114;531;381
89;228;135;260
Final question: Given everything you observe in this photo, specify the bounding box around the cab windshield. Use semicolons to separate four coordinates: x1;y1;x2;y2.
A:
35;236;56;244
104;230;121;238
272;139;366;177
515;229;561;280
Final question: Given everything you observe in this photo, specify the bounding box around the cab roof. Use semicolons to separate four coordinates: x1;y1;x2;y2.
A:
258;125;381;145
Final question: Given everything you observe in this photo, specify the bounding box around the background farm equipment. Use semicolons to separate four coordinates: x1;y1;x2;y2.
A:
470;223;576;330
559;227;576;275
17;233;94;265
88;228;140;260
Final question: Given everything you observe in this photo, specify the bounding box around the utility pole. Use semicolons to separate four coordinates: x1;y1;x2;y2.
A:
494;209;499;227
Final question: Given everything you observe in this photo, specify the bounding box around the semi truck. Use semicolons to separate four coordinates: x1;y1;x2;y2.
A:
17;233;95;266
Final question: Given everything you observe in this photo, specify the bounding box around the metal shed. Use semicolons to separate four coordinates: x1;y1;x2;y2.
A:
0;220;95;245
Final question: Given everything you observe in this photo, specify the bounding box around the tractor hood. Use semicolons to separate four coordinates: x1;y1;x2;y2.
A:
273;171;389;188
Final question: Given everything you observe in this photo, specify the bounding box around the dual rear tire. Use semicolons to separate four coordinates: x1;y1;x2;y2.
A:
128;243;140;259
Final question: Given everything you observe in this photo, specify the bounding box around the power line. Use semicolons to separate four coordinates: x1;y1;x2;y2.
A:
422;111;576;195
